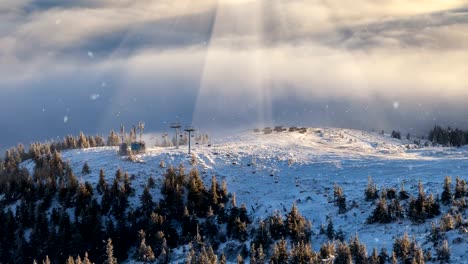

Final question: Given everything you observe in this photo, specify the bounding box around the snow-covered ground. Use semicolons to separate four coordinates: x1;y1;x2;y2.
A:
21;128;468;263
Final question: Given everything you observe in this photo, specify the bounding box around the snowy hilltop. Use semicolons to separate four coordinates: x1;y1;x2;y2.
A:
1;127;467;263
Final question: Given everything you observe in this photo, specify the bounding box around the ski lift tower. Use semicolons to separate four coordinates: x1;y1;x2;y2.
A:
138;121;145;143
184;126;196;154
120;125;125;143
170;122;182;149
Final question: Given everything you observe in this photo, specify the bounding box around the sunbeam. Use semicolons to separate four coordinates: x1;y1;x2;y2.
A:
192;0;272;132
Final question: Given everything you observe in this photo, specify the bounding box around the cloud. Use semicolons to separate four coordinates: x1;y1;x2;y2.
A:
1;0;468;148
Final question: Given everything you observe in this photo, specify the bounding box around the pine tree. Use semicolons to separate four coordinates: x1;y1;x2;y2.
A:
399;182;410;200
107;130;120;146
412;246;425;264
388;197;404;220
75;256;83;264
335;241;353;264
350;235;368;264
441;176;452;205
393;232;410;263
147;176;155;189
334;183;347;213
289;241;315;263
78;132;90;148
250;243;257;264
42;256;51;264
391;252;398;264
268;212;286;240
287;204;311;242
440;213;454;232
137;230;156;262
326;218;335;240
437;240;450;263
105;238;117;264
237;254;245;264
270;238;289;264
67;256;75;264
365;176;378;201
368;197;392;224
82;161;91;175
210;175;219;208
454;176;466;199
97;169;107;194
378;248;389;264
319;241;336;261
369;248;379;264
256;244;266;264
220;253;227;264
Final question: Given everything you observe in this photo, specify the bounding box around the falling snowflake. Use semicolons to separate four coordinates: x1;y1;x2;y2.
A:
55;19;61;25
101;82;107;87
42;108;46;113
393;101;400;109
64;116;69;123
87;51;94;58
90;94;100;100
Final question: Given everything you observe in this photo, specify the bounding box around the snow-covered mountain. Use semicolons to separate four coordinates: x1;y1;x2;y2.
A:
20;127;468;263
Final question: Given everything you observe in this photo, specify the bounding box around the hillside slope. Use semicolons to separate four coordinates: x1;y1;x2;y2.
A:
19;127;468;263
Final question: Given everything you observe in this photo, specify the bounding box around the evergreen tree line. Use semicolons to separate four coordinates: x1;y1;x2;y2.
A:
0;146;252;263
363;175;467;225
365;178;440;224
428;125;468;147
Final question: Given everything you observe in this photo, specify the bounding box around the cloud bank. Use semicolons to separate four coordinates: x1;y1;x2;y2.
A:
0;0;467;148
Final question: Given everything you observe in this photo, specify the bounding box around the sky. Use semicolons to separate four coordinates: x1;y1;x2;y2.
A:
1;0;468;150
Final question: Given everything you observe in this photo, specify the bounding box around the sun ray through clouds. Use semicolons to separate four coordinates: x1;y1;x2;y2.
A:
191;0;272;132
